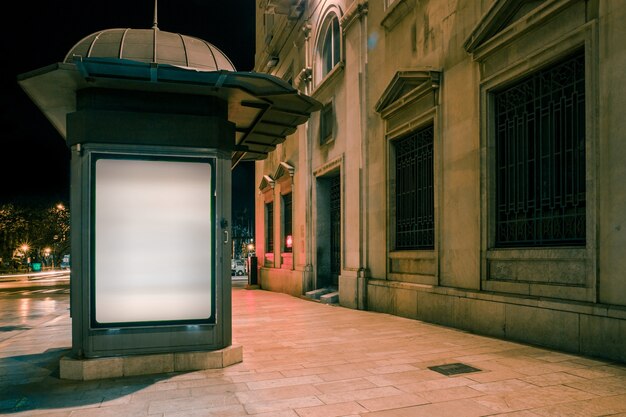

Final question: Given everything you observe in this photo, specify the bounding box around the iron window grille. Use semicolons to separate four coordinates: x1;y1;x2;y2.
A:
266;201;274;253
394;125;435;250
283;193;292;253
494;49;586;247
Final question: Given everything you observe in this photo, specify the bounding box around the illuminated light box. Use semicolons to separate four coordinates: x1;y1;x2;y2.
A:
94;157;214;325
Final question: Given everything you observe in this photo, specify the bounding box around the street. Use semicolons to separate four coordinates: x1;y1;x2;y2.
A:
0;271;70;344
0;271;248;332
0;285;69;297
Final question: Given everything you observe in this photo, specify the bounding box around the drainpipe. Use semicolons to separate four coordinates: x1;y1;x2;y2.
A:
301;22;314;292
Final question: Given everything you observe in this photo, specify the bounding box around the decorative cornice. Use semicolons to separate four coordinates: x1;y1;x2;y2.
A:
274;161;295;181
463;0;574;59
375;69;441;115
259;174;275;191
380;0;416;31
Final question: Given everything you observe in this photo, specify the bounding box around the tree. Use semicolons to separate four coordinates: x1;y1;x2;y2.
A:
0;203;28;269
231;207;253;259
0;200;70;271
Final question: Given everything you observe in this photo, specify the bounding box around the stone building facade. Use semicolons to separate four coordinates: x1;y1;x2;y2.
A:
252;0;626;363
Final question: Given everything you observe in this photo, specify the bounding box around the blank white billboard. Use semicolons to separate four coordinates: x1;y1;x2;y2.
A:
94;158;213;324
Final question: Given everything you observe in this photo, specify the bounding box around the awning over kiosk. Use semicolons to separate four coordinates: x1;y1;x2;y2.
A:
17;57;321;168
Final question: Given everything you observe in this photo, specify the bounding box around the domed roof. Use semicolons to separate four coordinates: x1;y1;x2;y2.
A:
64;28;236;72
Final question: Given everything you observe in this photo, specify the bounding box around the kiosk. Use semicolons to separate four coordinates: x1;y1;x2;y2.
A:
18;26;319;380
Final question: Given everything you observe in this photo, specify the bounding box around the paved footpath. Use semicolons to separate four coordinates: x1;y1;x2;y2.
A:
1;286;626;416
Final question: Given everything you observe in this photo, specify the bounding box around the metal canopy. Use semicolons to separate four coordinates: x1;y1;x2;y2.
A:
17;58;321;168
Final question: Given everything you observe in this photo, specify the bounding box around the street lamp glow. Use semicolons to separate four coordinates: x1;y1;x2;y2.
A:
20;244;30;253
56;203;65;210
44;248;51;255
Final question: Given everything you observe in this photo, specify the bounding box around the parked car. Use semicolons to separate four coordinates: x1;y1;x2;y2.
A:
231;259;246;276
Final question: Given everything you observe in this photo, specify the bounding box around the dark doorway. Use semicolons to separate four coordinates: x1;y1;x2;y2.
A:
329;175;341;286
315;172;341;290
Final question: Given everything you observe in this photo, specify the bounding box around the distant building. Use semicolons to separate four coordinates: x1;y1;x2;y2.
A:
252;0;626;363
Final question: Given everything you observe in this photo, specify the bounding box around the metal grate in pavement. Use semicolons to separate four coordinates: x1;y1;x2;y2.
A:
428;362;481;376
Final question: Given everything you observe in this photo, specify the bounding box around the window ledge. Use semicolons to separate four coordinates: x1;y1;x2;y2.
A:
381;0;416;31
320;136;336;147
486;247;587;260
311;61;345;99
388;250;435;259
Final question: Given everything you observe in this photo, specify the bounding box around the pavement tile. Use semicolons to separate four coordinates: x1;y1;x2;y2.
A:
367;364;421;375
360;398;496;417
242;411;299;417
514;362;587;376
372;356;426;367
13;411;73;417
357;393;429;412
147;394;240;415
417;385;484;403
129;387;190;402
190;383;249;396
529;352;582;363
593;365;626;377
565;367;618;379
365;369;443;386
317;386;404;404
396;375;473;394
521;371;587;387
234;383;322;404
246;374;324;390
278;366;330;378
175;377;235;389
316;368;373;382
564;376;626;396
294;400;368;417
242;395;323;414
67;402;151;417
568;357;613;367
227;371;284;382
465;369;525;383
472;385;598;413
161;404;246;417
98;395;132;407
529;394;626;417
314;377;377;393
469;378;536;394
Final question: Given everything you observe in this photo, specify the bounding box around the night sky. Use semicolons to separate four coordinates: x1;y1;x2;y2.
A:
0;0;256;221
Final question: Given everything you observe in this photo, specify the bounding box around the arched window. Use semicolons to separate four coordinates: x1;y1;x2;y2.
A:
318;14;341;80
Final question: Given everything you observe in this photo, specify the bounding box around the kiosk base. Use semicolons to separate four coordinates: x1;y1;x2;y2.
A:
59;345;243;381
